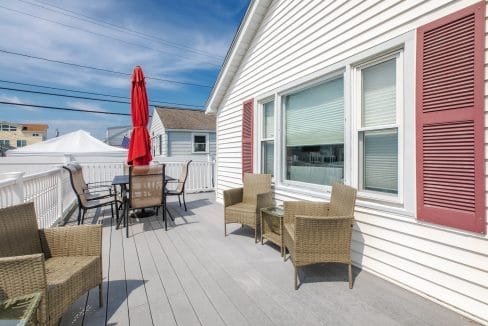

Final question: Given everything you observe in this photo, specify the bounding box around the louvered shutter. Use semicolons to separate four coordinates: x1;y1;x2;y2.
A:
416;2;485;233
242;99;254;178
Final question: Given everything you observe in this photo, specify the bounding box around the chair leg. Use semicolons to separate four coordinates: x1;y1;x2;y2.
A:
163;205;167;231
224;222;227;236
81;209;86;224
77;206;81;225
182;192;187;211
294;267;299;290
255;227;258;243
348;264;353;289
110;202;114;220
178;195;182;207
125;207;129;238
115;201;119;221
99;283;103;307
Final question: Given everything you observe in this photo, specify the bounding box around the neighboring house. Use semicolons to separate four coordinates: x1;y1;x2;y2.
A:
0;121;48;152
105;125;132;147
206;0;488;323
149;106;216;160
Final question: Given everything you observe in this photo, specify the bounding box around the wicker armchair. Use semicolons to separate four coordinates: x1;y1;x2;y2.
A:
0;202;103;325
283;183;357;290
223;173;272;242
166;160;192;211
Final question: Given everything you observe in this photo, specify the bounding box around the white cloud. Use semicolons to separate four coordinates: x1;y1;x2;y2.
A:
0;94;24;104
67;101;106;112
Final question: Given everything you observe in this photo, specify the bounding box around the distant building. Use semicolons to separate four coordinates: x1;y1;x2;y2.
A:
149;107;216;160
105;125;132;147
0;121;48;153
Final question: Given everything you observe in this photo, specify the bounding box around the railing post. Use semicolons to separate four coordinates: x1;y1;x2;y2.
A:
0;172;25;204
57;169;63;222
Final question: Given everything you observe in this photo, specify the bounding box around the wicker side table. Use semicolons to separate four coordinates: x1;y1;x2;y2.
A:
0;292;42;326
260;205;285;256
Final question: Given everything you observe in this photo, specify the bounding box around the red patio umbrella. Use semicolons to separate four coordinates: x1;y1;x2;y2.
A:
128;66;152;166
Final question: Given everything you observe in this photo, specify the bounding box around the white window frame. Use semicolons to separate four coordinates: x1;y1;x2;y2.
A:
251;33;415;215
351;50;404;204
279;72;346;193
257;98;275;176
192;133;209;153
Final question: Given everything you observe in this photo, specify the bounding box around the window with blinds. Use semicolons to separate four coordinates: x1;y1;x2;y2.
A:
284;77;344;186
260;101;274;175
358;56;399;194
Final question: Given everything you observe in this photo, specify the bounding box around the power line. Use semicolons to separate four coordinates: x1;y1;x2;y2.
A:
0;4;222;67
0;48;213;88
0;101;134;116
18;0;225;61
0;79;205;107
0;85;204;108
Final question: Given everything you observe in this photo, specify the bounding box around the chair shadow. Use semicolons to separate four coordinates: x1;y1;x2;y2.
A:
80;279;146;325
296;263;361;289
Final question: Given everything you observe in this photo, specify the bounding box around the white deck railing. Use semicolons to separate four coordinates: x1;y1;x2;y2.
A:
0;158;214;227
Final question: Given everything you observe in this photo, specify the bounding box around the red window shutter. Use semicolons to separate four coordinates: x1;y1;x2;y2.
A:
416;2;485;233
242;99;254;178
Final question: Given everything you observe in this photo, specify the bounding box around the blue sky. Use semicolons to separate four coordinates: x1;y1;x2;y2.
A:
0;0;249;139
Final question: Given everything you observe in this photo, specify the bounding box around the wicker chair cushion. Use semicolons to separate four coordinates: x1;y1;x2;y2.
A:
242;174;271;205
284;223;294;240
225;202;256;214
45;256;99;286
0;203;42;258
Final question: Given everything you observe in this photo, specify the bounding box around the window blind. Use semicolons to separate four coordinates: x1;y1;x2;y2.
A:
364;129;398;193
362;59;396;127
286;77;344;146
263;102;274;139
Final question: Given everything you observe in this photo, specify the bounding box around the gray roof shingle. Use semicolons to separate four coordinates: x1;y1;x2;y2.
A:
155;107;216;131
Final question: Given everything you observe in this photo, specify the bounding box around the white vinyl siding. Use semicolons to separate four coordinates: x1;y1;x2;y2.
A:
213;0;488;323
149;110;168;157
168;131;216;157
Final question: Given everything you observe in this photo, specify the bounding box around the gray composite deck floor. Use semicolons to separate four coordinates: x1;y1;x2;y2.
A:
60;192;475;326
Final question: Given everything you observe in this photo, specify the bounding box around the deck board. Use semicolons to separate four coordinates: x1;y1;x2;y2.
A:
61;192;476;326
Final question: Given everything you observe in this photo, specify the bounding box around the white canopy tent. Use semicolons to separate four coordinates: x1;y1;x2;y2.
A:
7;130;128;157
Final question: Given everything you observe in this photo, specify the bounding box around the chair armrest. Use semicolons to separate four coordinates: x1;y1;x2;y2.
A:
39;225;102;258
0;254;47;299
283;201;329;225
256;191;273;210
223;187;243;207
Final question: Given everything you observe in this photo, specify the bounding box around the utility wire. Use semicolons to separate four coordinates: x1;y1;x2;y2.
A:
0;85;204;108
0;4;222;67
18;0;225;60
0;101;135;116
0;79;203;108
0;48;213;88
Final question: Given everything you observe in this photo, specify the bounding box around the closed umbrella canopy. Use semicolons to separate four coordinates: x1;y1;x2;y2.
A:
128;66;152;166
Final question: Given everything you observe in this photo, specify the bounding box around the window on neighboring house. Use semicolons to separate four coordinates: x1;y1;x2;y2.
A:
32;133;39;137
159;135;162;155
355;54;401;195
260;101;274;175
284;77;344;186
16;140;27;147
193;134;207;153
0;140;10;149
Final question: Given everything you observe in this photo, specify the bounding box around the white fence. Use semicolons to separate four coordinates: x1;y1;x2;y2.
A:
0;169;75;228
0;158;214;227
